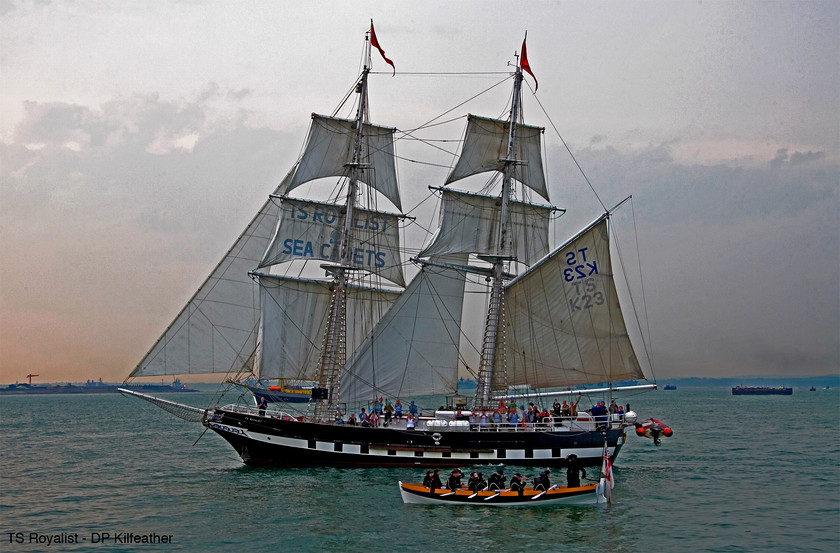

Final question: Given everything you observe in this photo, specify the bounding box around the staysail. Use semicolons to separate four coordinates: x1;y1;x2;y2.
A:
130;191;281;377
342;255;469;402
492;215;646;391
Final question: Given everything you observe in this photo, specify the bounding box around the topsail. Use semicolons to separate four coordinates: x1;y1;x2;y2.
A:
419;188;552;266
446;115;548;201
279;114;401;210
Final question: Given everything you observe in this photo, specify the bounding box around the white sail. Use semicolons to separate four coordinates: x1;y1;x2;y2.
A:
257;274;400;381
130;192;281;377
280;114;401;210
493;216;645;390
418;188;552;265
445;115;548;201
259;197;405;287
341;255;469;402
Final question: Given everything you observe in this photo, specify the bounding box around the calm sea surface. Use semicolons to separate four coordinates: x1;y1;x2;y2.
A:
1;388;838;552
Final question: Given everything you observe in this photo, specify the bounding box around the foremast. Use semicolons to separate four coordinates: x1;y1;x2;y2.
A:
473;61;525;411
312;41;373;423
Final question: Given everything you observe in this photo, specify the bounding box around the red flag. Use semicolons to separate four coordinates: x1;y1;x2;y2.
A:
370;20;395;76
520;34;538;91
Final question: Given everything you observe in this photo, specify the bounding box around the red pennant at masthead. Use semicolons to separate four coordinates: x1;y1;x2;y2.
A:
520;34;538;91
370;20;395;76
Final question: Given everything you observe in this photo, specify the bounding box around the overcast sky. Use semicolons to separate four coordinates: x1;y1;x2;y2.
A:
1;0;838;384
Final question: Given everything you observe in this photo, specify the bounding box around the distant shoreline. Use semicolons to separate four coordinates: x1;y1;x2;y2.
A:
0;380;200;395
1;375;836;392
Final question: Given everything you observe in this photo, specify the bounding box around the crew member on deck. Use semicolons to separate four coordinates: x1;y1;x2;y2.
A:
566;454;586;488
488;469;506;491
533;468;551;491
447;468;463;490
423;470;434;488
468;472;487;491
509;472;525;495
430;469;443;491
257;396;267;416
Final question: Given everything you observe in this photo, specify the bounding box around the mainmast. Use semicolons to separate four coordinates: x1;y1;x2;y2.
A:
473;61;525;411
313;37;372;422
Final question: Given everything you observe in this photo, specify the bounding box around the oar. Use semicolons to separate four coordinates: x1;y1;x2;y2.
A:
483;492;500;501
439;491;456;497
531;484;559;500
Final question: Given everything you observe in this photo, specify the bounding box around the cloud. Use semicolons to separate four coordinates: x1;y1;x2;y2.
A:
770;147;827;169
545;139;839;378
1;74;838;383
0;89;303;381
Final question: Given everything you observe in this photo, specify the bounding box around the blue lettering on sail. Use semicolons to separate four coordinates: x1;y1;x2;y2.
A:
353;216;386;231
565;247;588;265
279;239;386;268
288;202;386;230
350;248;386;267
563;261;598;282
563;248;597;282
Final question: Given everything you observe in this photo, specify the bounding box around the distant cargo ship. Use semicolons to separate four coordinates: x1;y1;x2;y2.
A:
0;378;197;395
731;386;792;396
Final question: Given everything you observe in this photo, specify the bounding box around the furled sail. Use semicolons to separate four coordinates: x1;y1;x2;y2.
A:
418;188;552;265
257;274;400;381
279;114;401;210
259;197;405;287
130;192;282;377
341;255;469;402
492;216;645;390
445;115;548;201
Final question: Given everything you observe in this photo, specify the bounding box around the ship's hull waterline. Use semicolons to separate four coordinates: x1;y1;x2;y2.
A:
204;408;628;468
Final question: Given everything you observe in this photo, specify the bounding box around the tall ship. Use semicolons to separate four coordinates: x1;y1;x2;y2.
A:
122;23;659;469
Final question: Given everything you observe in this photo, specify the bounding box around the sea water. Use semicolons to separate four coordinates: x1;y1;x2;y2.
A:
1;388;838;552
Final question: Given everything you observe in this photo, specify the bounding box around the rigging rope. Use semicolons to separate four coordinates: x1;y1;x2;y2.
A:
528;85;607;213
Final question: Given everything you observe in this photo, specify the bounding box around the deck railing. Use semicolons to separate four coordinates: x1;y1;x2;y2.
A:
211;405;627;432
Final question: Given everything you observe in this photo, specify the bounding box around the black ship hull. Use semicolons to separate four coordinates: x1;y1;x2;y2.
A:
204;407;627;469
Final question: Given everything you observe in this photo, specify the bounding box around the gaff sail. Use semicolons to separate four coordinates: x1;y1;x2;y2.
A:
492;215;646;391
